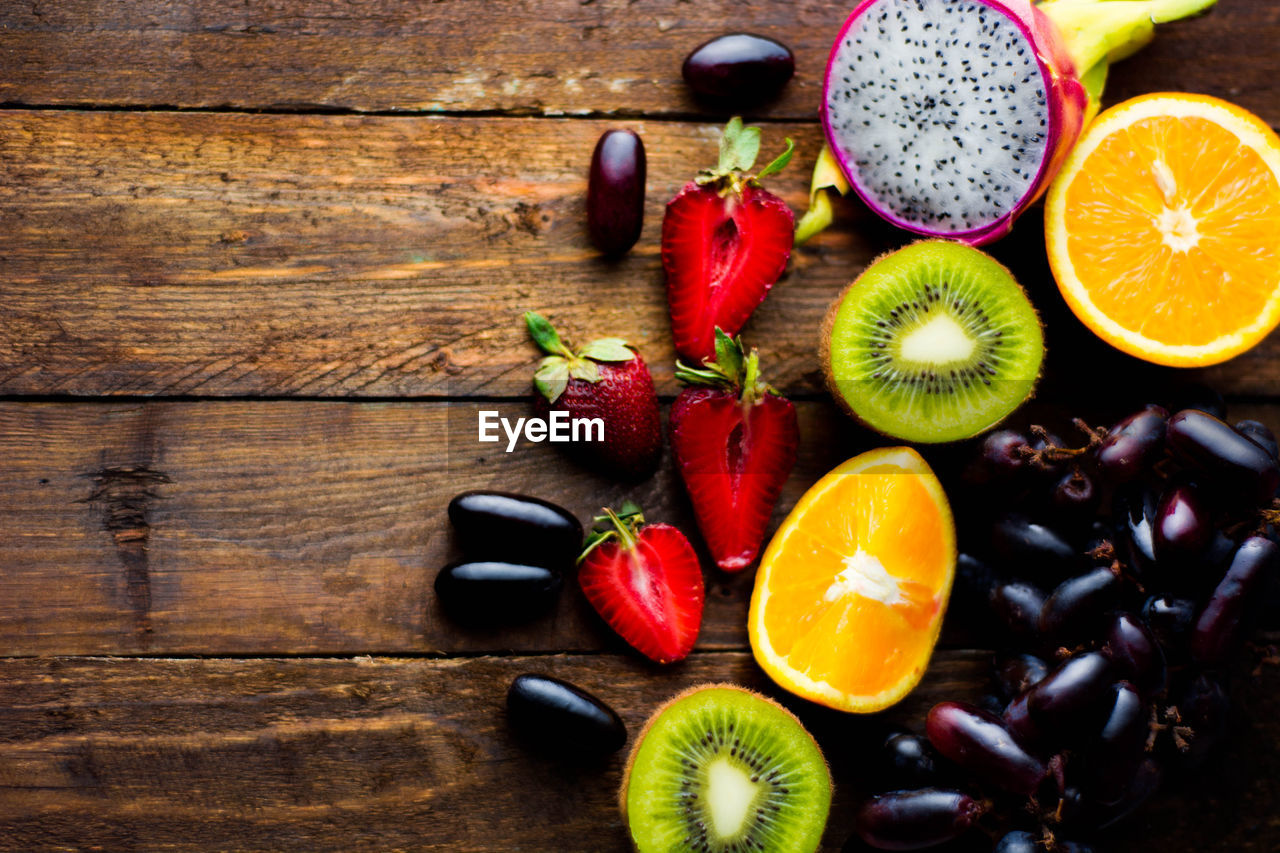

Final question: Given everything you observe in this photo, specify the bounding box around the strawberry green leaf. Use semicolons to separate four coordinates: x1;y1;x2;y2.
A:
525;311;573;358
567;360;599;383
718;116;761;174
578;338;635;363
755;137;795;180
713;328;745;384
533;357;570;402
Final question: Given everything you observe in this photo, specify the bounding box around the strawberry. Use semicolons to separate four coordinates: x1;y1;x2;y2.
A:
577;503;704;663
670;329;799;572
525;312;662;480
663;117;796;363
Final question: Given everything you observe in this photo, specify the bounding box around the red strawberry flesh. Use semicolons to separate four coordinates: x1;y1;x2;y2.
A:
663;182;794;363
578;522;704;664
671;388;798;571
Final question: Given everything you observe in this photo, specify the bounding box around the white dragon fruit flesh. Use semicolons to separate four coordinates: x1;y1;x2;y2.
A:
818;0;1216;246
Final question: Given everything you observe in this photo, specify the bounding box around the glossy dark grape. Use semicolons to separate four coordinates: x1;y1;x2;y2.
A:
1104;613;1166;696
681;33;795;101
1152;484;1211;565
448;491;583;568
966;430;1029;485
880;732;942;790
434;561;562;623
990;514;1078;578
990;581;1046;642
1089;682;1150;804
1192;536;1280;665
587;129;646;256
1096;405;1168;484
506;674;626;758
1052;467;1099;520
1039;567;1121;644
1116;488;1159;575
854;788;985;851
1166;409;1280;502
1176;674;1230;769
994;653;1049;699
950;553;1001;638
1142;595;1197;657
1024;652;1114;739
1001;693;1042;750
993;831;1038;853
1235;419;1279;460
926;702;1048;795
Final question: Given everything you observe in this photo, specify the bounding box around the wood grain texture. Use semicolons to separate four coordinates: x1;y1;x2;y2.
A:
1;652;1276;852
0;399;871;656
0;1;1275;124
2;109;1278;399
0;111;865;397
2;397;1278;658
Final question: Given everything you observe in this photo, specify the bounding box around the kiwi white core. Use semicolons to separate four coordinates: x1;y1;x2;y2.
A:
707;758;758;837
900;312;977;363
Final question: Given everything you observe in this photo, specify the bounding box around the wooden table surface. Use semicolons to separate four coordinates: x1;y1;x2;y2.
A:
1;2;1278;851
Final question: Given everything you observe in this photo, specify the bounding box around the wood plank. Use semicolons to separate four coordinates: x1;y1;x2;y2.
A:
0;399;869;656
2;398;1278;658
0;1;1275;125
0;653;1276;852
0;111;864;398
2;110;1278;399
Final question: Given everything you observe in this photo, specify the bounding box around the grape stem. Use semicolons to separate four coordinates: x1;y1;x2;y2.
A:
1019;420;1109;469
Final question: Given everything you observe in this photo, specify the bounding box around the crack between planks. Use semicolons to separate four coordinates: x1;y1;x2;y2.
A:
0;101;819;124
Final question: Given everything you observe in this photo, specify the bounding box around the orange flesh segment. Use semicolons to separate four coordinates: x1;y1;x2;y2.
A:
1063;115;1280;347
758;464;949;699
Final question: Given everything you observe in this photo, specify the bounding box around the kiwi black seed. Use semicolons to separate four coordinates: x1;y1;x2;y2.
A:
620;683;831;853
821;240;1044;443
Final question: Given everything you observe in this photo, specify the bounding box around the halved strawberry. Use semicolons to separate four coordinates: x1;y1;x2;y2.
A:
670;330;799;572
663;117;796;363
577;503;704;664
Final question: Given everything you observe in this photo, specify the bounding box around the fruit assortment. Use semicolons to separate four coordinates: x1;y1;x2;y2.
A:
809;0;1217;246
879;405;1280;850
435;3;1280;851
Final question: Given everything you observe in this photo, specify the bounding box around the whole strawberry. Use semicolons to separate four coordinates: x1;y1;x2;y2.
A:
670;329;798;572
577;502;704;664
525;312;662;480
663;117;795;363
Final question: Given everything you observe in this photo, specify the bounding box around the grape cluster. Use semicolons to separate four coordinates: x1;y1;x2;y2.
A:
851;404;1280;851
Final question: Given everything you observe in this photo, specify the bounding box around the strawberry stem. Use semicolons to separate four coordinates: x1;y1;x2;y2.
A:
697;117;794;196
579;502;646;563
673;328;777;407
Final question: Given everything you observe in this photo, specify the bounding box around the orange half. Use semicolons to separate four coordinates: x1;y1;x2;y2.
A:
1046;93;1280;367
748;447;955;713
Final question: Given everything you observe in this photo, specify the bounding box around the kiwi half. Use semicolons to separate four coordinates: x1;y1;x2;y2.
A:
620;684;831;853
821;240;1044;443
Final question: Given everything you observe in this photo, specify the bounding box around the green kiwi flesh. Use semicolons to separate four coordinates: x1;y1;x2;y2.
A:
621;684;831;853
821;240;1044;443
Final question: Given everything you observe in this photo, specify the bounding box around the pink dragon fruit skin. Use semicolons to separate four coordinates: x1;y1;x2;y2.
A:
822;0;1089;246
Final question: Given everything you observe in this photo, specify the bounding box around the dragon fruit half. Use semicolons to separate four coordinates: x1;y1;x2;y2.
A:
801;0;1216;246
